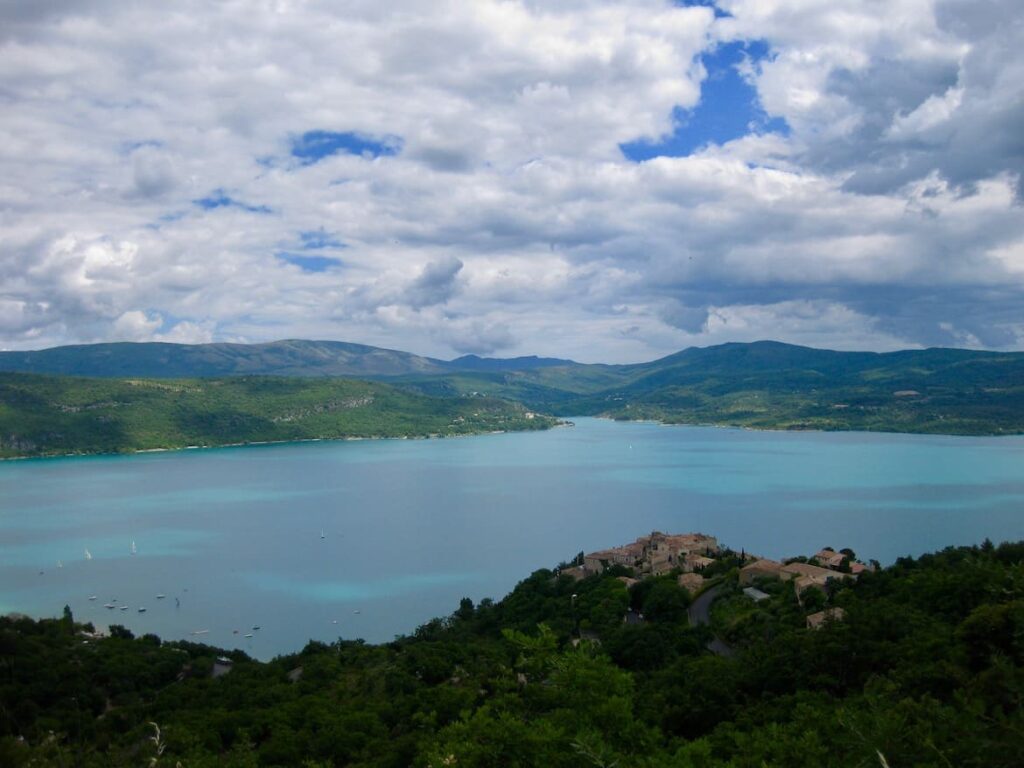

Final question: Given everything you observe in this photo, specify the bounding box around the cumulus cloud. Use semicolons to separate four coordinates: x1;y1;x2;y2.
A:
0;0;1022;361
112;310;161;340
718;0;1024;198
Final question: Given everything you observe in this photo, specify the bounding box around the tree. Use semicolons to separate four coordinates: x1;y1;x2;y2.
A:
641;580;690;623
456;597;475;622
108;624;134;640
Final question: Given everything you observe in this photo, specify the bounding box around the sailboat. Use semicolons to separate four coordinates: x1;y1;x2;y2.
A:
320;529;325;539
84;548;92;560
130;540;137;555
57;560;63;568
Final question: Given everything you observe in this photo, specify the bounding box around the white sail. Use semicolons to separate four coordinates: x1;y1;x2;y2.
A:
85;548;92;560
130;539;137;555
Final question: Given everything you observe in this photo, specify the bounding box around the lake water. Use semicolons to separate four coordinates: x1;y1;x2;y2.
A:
2;418;1023;658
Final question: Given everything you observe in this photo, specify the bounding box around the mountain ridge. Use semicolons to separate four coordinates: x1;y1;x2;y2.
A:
3;338;1024;435
5;337;1016;379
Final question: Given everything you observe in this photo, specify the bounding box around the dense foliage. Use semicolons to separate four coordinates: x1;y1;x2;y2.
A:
0;373;556;459
2;540;1023;766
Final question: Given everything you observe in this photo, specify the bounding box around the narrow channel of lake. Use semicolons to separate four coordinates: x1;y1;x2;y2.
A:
2;417;1023;658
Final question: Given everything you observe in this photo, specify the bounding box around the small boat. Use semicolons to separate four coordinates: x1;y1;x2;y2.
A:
232;629;239;634
130;540;137;555
57;560;63;568
119;605;128;611
353;609;360;614
252;625;260;631
104;603;115;609
138;607;147;613
190;629;209;636
155;594;166;599
88;595;97;601
244;633;253;638
85;549;92;560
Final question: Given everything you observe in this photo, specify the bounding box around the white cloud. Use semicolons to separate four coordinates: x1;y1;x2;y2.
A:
0;0;1022;361
112;310;161;340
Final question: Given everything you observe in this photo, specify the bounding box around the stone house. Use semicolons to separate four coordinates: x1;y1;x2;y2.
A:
739;559;793;585
814;548;847;569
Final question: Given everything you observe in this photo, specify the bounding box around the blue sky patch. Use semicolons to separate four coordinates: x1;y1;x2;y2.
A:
145;210;187;229
290;130;402;164
276;252;342;273
193;190;273;214
620;39;788;162
673;0;731;18
298;229;346;250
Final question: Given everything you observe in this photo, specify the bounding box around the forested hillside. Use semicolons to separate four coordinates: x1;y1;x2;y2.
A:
398;341;1024;434
5;339;1024;435
2;540;1022;766
0;373;555;459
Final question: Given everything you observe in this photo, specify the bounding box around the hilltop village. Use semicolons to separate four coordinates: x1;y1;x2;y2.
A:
561;530;873;627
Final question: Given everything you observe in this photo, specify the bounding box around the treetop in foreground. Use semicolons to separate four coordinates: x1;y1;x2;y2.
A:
2;535;1023;766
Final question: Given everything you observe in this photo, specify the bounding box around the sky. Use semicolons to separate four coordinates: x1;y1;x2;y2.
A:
1;0;1022;363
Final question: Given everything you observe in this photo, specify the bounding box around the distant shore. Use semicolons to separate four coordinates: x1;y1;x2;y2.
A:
597;413;1022;438
0;421;572;463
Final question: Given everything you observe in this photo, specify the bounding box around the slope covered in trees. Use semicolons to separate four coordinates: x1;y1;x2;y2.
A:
5;339;1024;435
2;539;1022;766
0;373;555;459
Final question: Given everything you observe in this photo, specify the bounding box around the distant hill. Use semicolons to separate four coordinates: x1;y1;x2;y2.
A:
3;338;1024;434
446;354;576;372
561;341;1024;434
397;340;1024;435
0;339;451;378
0;340;587;379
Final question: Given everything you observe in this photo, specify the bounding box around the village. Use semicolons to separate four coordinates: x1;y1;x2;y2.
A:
561;530;873;630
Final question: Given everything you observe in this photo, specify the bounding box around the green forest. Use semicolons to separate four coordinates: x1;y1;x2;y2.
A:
3;540;1023;766
0;373;556;459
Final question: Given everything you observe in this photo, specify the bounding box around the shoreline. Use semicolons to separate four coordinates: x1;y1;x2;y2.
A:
0;421;570;463
4;412;1018;462
594;413;1023;439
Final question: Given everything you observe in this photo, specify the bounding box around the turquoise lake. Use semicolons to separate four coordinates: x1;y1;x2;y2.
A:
2;417;1023;659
